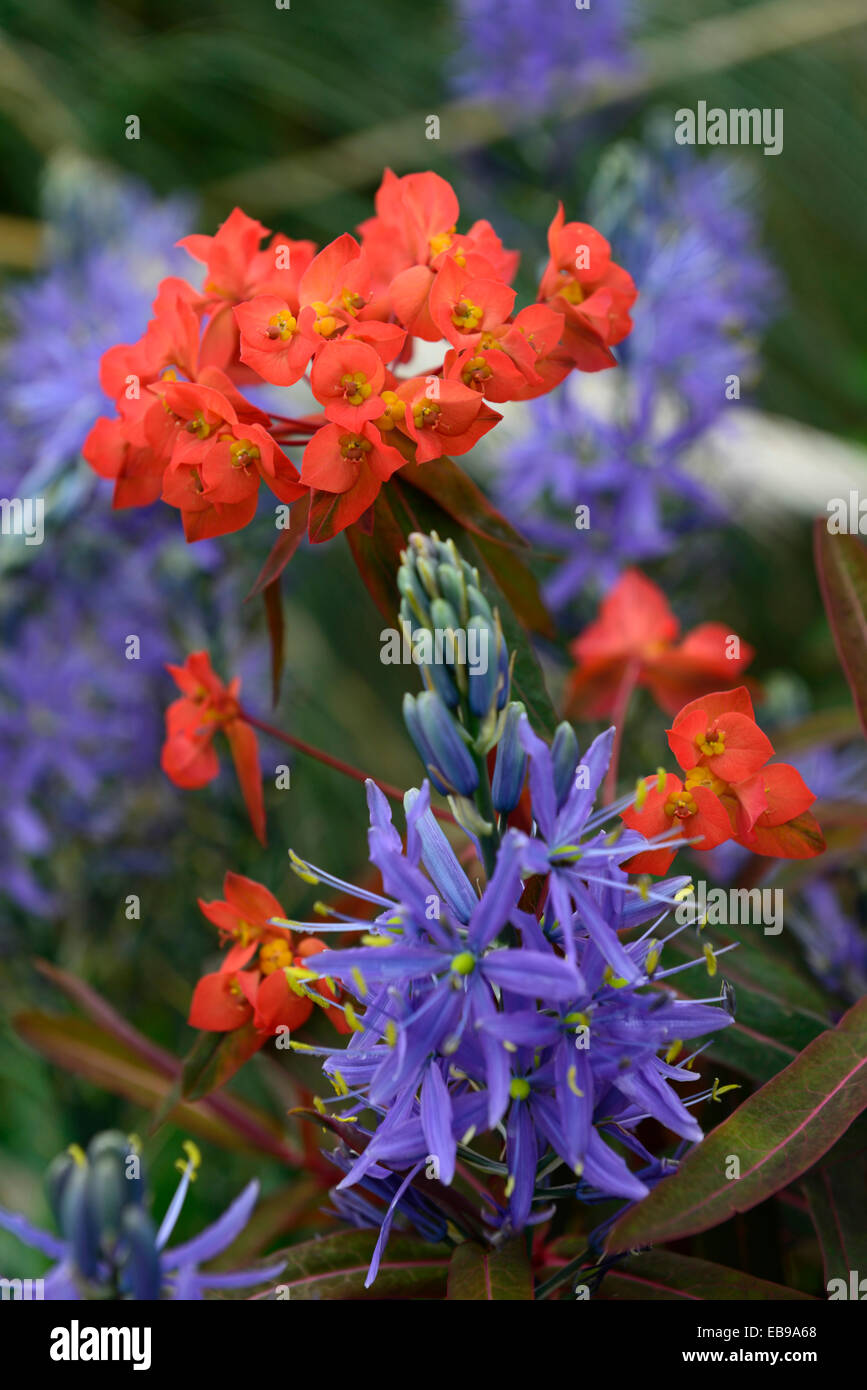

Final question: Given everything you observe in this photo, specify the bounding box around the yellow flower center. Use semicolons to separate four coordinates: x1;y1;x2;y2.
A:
266;311;297;341
340;372;372;406
452;298;483;331
259;939;294;976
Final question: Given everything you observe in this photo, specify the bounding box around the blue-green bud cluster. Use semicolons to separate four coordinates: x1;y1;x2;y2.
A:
46;1130;160;1299
399;532;511;797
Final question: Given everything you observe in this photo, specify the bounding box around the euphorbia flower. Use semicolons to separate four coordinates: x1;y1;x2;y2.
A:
179;207;316;370
300;421;405;537
234;294;319;386
358;169;519;340
623;688;825;873
429;257;516;351
567;569;754;717
189;872;348;1041
622;770;735;875
310;339;387;429
538;206;637;370
160;651;266;844
386;376;501;462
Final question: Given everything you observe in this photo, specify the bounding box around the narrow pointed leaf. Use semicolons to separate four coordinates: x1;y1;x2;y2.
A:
814;519;867;736
598;1250;816;1300
255;1229;449;1300
606;996;867;1253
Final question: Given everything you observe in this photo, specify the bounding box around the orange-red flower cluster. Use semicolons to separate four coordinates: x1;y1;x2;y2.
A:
622;688;825;874
160;650;265;845
84;170;636;542
567;569;754;717
188;872;349;1046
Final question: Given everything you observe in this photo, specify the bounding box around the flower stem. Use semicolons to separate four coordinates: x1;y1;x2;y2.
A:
602;659;640;806
241;710;455;824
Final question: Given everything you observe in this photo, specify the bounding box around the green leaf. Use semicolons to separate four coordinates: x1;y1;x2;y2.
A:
597;1250;816;1301
606;995;867;1253
447;1238;533;1300
665;931;831;1083
801;1115;867;1286
258;1229;450;1300
180;1023;263;1101
407;454;530;551
13;1012;263;1155
814;519;867;737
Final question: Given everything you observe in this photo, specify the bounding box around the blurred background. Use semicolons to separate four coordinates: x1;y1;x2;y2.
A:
1;0;865;1289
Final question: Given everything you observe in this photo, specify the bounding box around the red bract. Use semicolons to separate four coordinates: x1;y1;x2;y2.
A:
300;421;405;536
188;872;349;1045
567;569;754;717
86;171;636;545
538;206;637;371
389;377;501;463
622;687;825;873
161;651;266;845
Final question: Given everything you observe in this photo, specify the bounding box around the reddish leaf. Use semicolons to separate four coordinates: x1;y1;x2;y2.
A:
247;494;309;599
606;995;867;1253
814;520;867;737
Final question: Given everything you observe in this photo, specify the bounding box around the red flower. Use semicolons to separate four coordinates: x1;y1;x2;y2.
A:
622;687;825;873
188;872;349;1041
179;207;316;371
538;205;637;371
622;771;733;875
310;340;387;430
567;569;754;717
234;295;319;386
386;376;501;463
161;652;266;844
300;421;405;537
429;257;516;351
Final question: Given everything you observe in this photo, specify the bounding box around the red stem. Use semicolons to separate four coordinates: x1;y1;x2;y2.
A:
240;710;455;824
602;658;641;805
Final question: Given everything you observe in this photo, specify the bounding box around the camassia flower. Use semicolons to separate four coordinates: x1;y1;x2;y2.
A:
189;872;348;1046
0;1132;282;1300
622;687;825;874
160;650;265;845
84;170;635;544
567;568;754;717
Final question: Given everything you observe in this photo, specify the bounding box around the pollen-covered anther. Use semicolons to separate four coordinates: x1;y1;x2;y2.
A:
697;727;726;757
413;402;441;430
339;433;373;463
266;311;297;341
340;371;372;405
664;790;697;819
229;439;260;469
429;226;456;259
460;354;491;389
451;298;483;331
258;938;293;976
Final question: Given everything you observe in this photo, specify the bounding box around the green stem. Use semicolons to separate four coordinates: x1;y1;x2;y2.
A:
472;749;500;878
241;710;455;825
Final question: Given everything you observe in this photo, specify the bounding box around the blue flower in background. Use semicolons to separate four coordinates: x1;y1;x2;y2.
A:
0;161;269;918
491;140;779;613
0;153;192;500
0;1132;281;1300
451;0;636;109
